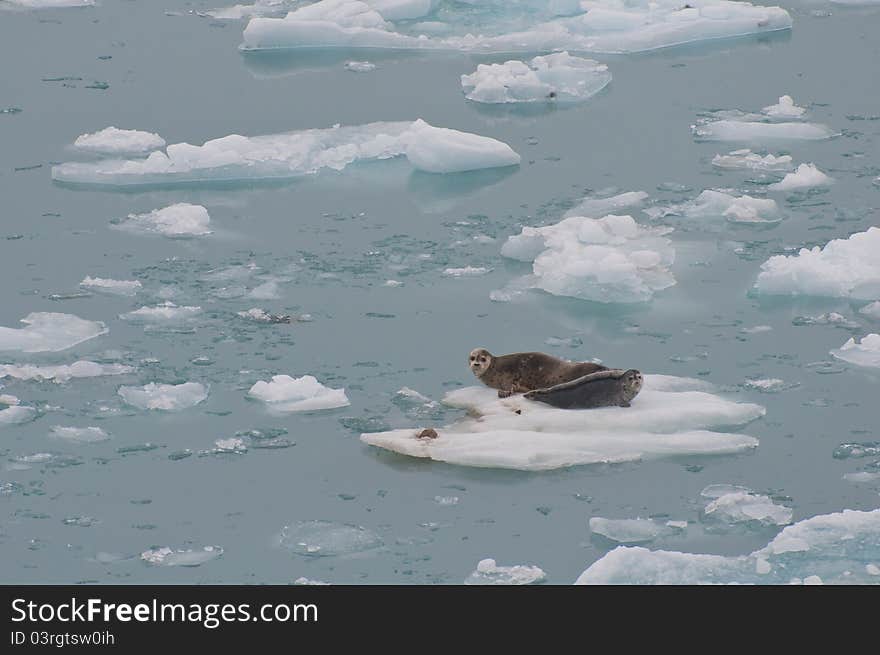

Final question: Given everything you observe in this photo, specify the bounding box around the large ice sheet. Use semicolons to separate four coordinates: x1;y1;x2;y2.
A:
754;227;880;300
240;0;793;55
830;334;880;368
576;508;880;584
461;52;611;104
500;213;676;303
0;313;107;353
51;120;519;187
361;375;763;471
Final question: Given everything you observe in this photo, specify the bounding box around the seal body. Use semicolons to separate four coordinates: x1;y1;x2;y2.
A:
469;348;607;397
524;369;643;409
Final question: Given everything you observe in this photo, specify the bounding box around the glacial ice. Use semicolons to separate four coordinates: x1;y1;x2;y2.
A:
701;487;793;527
860;302;880;320
120;303;202;323
500;213;676;303
0;313;108;353
460;52;611;104
658;189;781;224
110;204;212;237
248;375;350;412
50;426;111;444
767;163;832;192
0;395;36;427
4;0;95;7
589;517;682;544
711;149;793;173
276;520;383;557
361;375;763;471
73;127;165;156
0;361;133;383
52;120;519;187
693;97;834;142
141;546;223;567
118;382;209;411
79;277;142;296
443;266;490;277
563;191;649;219
240;0;793;56
464;558;546;585
830;334;880;368
753;227;880;300
344;60;377;72
761;95;806;119
576;508;880;584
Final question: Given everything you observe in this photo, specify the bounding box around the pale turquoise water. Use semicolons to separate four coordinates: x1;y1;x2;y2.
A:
0;1;878;584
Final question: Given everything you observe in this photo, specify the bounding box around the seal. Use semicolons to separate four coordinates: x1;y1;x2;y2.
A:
468;348;607;397
524;369;643;409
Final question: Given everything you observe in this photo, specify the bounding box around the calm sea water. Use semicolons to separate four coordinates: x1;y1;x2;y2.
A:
1;1;878;584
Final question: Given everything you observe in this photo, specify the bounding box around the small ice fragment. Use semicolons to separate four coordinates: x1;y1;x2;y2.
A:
443;266;490;277
0;360;133;383
0;313;107;353
120;302;201;323
830;334;880;368
118;382;209;411
141;546;223;567
859;302;880;320
345;60;376;72
73;126;165;156
50;426;110;444
248;375;349;412
464;558;545;585
768;163;832;192
111;203;212;238
711;149;793;172
762;95;806;119
276;520;383;557
80;277;142;296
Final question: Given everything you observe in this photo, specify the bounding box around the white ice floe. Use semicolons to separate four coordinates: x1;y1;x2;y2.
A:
0;395;36;427
79;277;142;296
461;52;610;104
754;227;880;300
464;559;546;585
52;120;519;186
743;378;789;393
701;486;793;527
119;302;202;323
0;361;133;383
830;334;880;368
4;0;95;7
762;95;806;119
240;0;792;55
141;546;223;567
793;312;859;328
860;302;880;320
361;375;763;472
693;97;834;142
443;266;490;277
563;191;649;219
656;189;781;224
768;163;832;192
111;204;212;237
73;127;166;156
589;517;683;545
293;577;331;585
0;313;107;353
344;60;376;72
248;375;350;412
50;426;110;444
711;149;794;173
118;382;209;411
576;508;880;584
500;213;675;304
276;520;383;557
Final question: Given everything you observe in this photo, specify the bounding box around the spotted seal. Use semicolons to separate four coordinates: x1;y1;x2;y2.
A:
523;369;643;409
468;348;607;398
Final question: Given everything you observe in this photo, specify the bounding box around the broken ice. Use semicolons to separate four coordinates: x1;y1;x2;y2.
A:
767;163;832;192
701;486;793;527
0;313;107;353
73;126;165;156
79;277;142;296
276;520;383;557
464;558;546;585
110;204;212;238
0;361;133;383
248;375;350;412
830;334;880;368
711;149;793;173
141;546;223;567
118;382;209;411
589;517;683;545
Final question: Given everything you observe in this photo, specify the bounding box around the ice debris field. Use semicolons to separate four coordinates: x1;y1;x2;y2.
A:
1;0;879;586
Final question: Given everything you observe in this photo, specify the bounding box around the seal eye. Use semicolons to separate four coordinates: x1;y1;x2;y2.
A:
470;356;476;362
479;357;486;363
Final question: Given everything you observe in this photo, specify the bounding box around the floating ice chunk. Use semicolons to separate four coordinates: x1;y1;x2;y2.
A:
501;214;675;303
236;308;296;323
207;0;300;19
793;312;859;329
344;60;376;72
670;190;781;224
111;204;212;237
461;52;611;104
50;426;110;444
120;302;202;323
860;302;880;320
0;395;36;427
834;442;880;459
577;508;880;584
294;577;331;585
248;375;350;412
73;127;165;156
843;471;880;484
79;276;142;296
118;382;209;411
762;95;806;119
702;488;793;527
768;163;832;192
754;227;880;300
443;266;490;277
744;378;790;393
367;0;436;21
4;0;95;7
0;361;133;383
830;334;880;368
141;546;223;567
563;191;649;219
0;313;107;353
53;120;519;187
361;375;763;471
276;520;383;557
711;149;794;173
693;121;836;142
464;558;546;585
241;0;792;55
589;517;681;545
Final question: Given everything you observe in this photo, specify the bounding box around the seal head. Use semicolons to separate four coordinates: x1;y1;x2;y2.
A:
469;348;493;378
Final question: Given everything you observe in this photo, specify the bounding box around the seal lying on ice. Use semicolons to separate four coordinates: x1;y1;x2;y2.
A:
468;348;607;398
524;369;643;409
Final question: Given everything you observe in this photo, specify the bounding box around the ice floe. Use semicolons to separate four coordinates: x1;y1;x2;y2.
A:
50;426;111;444
830;334;880;368
693;97;835;142
248;375;350;412
464;558;546;585
576;508;880;584
0;361;133;383
701;485;793;527
52;120;519;187
563;191;649;219
361;375;763;471
79;276;142;296
711;149;793;173
768;163;832;192
499;213;676;303
276;520;383;557
240;0;793;55
119;302;202;324
753;227;880;300
443;266;490;277
0;395;36;427
141;546;223;567
73;127;166;156
761;95;806;119
461;52;610;104
792;312;859;329
118;382;209;411
0;313;107;353
589;517;683;544
4;0;95;7
860;302;880;320
110;204;212;237
653;189;781;224
344;60;377;72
